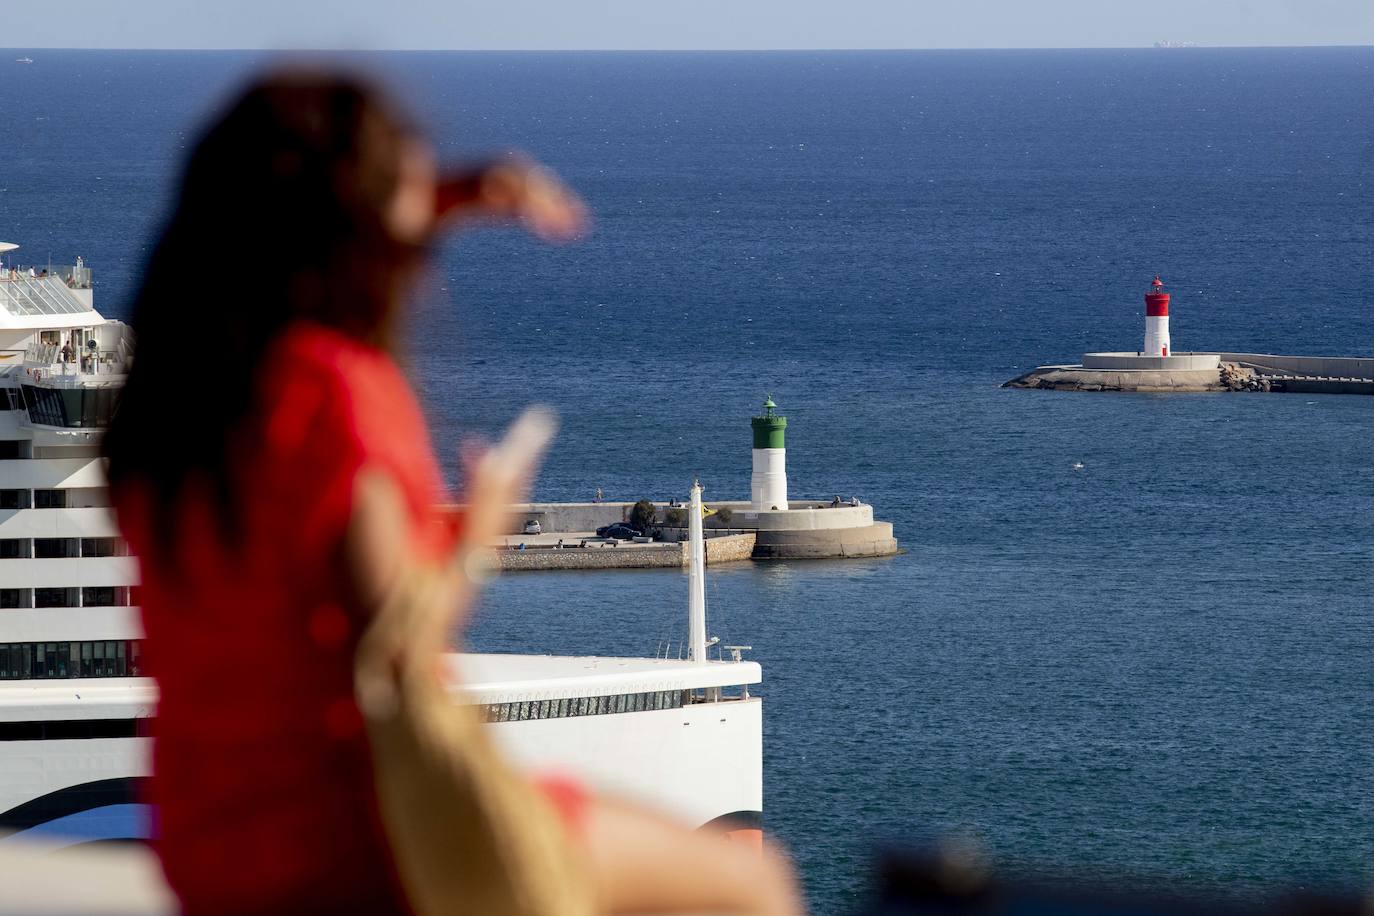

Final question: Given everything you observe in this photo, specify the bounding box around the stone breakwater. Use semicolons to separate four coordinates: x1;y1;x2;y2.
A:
1004;365;1229;393
1005;353;1374;395
498;533;756;572
472;498;900;563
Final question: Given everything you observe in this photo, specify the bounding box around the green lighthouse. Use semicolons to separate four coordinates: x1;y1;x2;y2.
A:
750;396;789;510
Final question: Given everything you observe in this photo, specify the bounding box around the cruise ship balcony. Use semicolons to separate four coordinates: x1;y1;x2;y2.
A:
0;267;133;394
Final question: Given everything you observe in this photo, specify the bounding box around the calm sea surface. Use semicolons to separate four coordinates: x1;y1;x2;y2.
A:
4;48;1374;911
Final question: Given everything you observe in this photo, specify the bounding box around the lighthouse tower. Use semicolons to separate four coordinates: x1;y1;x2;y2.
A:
1143;275;1171;357
750;396;788;511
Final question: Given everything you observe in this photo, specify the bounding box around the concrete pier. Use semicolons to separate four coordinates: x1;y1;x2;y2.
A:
1005;352;1374;395
463;497;899;569
497;532;757;572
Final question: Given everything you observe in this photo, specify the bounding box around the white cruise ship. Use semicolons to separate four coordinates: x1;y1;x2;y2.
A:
0;247;763;849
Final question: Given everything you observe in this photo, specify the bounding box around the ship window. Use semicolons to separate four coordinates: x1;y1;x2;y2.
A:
0;588;24;607
20;385;119;429
81;538;125;558
0;539;27;559
0;441;22;458
0;490;30;510
34;538;75;558
470;689;702;722
82;586;122;606
22;386;65;426
33;490;67;509
35;587;76;608
0;390;19;411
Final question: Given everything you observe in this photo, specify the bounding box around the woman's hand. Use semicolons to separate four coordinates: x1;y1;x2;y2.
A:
435;156;589;242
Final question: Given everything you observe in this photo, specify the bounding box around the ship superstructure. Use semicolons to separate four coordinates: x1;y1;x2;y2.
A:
0;249;763;847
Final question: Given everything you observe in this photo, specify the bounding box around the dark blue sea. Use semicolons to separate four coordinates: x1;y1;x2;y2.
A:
4;47;1374;911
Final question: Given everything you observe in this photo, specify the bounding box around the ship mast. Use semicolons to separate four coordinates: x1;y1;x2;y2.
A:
688;479;707;664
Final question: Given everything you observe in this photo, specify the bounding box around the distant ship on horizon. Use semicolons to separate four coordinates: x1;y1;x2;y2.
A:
14;57;33;64
1153;40;1199;48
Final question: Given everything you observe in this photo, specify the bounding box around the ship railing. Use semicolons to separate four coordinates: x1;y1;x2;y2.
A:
0;264;92;289
21;343;128;380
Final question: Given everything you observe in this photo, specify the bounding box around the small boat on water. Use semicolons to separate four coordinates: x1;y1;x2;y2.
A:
14;58;34;64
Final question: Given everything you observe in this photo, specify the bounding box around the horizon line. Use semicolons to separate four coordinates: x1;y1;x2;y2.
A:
4;43;1374;53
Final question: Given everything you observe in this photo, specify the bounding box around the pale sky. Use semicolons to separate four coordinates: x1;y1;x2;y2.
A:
3;0;1373;50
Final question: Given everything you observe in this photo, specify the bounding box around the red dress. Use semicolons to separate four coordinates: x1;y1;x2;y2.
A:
121;322;449;914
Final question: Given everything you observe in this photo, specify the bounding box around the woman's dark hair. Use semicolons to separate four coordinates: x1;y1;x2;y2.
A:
104;71;424;544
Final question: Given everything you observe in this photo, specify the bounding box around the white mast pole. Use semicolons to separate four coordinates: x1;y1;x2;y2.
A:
688;479;707;664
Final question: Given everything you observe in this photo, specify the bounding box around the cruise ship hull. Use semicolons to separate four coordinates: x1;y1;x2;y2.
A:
1;655;764;847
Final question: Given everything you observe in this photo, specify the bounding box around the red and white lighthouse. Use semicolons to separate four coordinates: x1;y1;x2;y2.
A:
1143;275;1171;357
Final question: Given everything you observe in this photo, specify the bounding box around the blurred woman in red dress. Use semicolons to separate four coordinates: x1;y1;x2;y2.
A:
104;71;800;915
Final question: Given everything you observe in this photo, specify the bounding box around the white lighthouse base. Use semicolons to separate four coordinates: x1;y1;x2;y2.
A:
750;448;788;512
1143;315;1171;358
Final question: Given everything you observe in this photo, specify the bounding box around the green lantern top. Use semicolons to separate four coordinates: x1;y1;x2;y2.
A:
751;395;787;449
